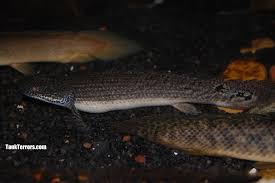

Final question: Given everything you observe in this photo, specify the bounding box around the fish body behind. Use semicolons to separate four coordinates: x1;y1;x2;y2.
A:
111;113;275;162
20;71;275;115
0;31;140;74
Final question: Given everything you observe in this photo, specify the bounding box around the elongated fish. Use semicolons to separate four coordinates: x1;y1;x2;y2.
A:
110;113;275;162
0;31;140;74
19;71;274;117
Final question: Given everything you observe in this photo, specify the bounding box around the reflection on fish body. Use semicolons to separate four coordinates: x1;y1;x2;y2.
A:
20;71;275;115
111;113;275;162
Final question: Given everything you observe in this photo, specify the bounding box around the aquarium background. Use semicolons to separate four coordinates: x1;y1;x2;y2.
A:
1;0;275;182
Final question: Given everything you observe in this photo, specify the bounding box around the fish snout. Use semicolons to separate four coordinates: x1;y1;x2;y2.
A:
18;76;74;108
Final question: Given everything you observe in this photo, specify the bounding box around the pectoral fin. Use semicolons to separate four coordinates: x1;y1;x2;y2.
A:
10;63;33;75
70;104;88;129
172;103;201;115
64;96;87;130
71;105;82;120
64;94;86;128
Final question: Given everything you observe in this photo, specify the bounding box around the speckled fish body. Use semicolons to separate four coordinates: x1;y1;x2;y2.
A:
20;71;275;114
111;113;275;162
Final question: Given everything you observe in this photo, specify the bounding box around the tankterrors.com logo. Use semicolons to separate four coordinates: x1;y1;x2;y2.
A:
5;144;47;150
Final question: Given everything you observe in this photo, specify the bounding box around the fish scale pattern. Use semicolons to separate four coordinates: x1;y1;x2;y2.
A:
66;72;273;109
113;114;275;162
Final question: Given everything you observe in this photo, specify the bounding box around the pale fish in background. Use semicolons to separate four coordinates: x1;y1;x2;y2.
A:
0;31;140;74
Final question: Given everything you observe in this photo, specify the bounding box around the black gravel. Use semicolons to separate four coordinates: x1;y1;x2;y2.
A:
1;7;275;183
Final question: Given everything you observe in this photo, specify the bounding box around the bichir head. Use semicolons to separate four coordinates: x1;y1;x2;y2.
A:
213;80;274;109
19;76;74;109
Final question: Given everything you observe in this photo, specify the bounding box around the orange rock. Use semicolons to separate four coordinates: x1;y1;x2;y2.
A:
270;65;275;81
122;135;131;142
33;170;43;182
78;174;89;182
83;142;92;149
240;37;275;54
51;177;61;183
220;59;267;113
134;154;146;164
223;59;267;81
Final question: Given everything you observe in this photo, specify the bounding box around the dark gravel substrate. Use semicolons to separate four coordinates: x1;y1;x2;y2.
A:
0;6;275;183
